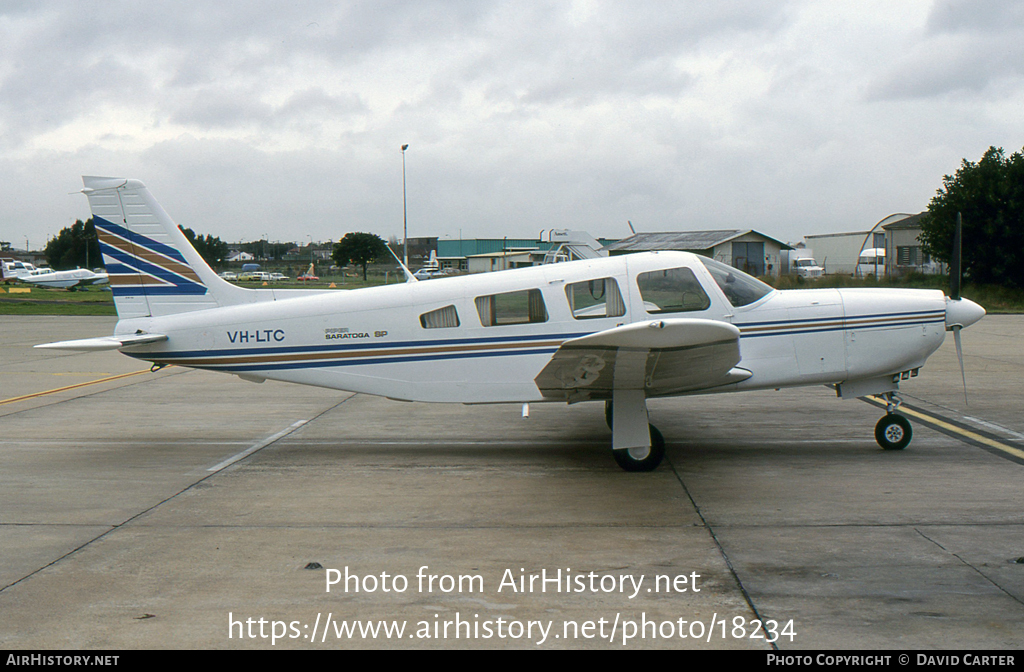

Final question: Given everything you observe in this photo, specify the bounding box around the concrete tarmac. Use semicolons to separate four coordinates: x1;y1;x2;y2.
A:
1;315;1022;649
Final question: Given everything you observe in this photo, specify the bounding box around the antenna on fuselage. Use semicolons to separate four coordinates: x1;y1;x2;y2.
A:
386;241;418;283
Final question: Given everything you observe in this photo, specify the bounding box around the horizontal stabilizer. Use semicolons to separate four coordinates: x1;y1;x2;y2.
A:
35;333;168;352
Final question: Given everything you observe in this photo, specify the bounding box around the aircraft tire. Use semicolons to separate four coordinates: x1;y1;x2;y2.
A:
613;424;665;472
875;413;912;450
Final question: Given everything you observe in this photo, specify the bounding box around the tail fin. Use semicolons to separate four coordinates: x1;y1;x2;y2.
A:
82;176;249;318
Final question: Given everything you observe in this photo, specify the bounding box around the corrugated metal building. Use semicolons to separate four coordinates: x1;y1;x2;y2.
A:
602;230;792;278
437;237;617;271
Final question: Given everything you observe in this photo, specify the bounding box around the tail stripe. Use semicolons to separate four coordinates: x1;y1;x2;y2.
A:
94;217;191;266
94;216;208;297
94;218;203;282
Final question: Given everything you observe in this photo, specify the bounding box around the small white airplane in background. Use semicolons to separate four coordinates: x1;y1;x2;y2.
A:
19;266;109;289
2;259;41;282
36;177;985;471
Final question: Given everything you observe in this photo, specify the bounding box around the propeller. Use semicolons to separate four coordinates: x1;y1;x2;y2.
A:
944;212;978;405
953;320;967;405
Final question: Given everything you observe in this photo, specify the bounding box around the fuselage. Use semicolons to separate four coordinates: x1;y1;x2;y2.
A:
115;251;949;404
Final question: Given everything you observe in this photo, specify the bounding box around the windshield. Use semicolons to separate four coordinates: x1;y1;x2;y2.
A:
698;256;774;307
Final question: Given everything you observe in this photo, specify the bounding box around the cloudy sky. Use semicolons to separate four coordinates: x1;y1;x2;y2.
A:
2;0;1022;251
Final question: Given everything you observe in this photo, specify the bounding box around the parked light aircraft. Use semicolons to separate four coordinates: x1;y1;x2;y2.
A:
2;259;40;282
36;177;986;471
20;267;109;289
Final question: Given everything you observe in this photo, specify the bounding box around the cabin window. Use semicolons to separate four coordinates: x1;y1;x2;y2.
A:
420;305;460;329
637;267;711;313
698;256;773;307
475;289;548;326
565;278;626;320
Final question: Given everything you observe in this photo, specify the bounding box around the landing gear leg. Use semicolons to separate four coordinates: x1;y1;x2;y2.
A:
884;391;903;415
875;393;912;450
607;391;666;472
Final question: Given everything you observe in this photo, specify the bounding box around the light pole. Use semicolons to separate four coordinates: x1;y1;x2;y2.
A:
401;144;409;267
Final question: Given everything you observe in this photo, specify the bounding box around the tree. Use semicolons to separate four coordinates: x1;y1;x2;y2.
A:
45;218;102;270
179;226;230;267
919;146;1024;289
332;232;389;281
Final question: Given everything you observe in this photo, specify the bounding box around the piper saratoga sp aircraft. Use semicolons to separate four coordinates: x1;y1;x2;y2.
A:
37;177;985;471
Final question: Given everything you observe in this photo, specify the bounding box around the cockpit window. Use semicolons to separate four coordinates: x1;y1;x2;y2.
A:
637;267;711;314
698;256;773;307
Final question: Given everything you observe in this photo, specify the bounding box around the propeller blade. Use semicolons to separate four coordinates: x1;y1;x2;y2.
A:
953;325;968;405
950;212;962;301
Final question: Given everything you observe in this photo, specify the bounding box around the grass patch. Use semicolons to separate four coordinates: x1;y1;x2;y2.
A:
0;286;117;315
0;275;396;316
763;273;1024;313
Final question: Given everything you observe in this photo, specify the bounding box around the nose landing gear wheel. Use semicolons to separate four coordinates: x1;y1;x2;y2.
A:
875;413;912;450
612;424;665;471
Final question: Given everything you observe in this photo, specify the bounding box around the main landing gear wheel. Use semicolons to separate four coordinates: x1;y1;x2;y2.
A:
875;413;912;450
612;424;665;472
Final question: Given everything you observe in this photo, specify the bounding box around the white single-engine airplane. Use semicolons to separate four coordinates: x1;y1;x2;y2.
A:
37;177;986;471
19;266;109;289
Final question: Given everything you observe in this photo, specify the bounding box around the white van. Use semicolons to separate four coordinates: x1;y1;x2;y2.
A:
792;257;824;279
856;248;885;278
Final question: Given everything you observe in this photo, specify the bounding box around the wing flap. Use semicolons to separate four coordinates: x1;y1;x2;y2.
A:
535;318;746;401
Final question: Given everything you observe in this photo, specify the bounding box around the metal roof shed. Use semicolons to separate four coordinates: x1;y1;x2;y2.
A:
603;230;792;277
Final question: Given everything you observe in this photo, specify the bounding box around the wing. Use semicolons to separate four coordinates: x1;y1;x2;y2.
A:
534;318;750;402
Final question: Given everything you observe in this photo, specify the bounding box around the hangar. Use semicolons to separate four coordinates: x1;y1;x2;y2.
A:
602;230;791;278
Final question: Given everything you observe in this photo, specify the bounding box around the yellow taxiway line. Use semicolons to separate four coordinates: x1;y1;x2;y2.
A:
865;396;1024;462
0;369;153;406
897;405;1024;460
